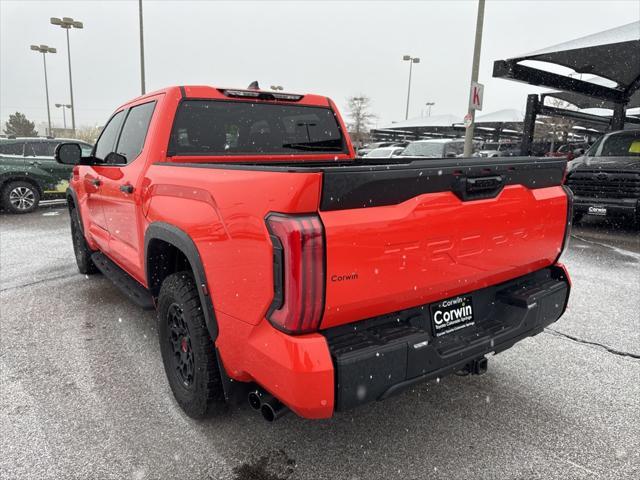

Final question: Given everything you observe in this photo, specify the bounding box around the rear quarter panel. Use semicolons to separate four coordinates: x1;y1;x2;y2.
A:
143;164;324;373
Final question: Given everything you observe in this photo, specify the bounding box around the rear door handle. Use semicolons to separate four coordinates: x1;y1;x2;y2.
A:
119;184;134;194
29;161;41;166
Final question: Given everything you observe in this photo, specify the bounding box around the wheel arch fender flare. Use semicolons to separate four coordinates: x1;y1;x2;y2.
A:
66;187;80;212
144;222;219;342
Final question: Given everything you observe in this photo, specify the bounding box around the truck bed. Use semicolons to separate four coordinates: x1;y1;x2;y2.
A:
164;155;566;210
156;156;569;330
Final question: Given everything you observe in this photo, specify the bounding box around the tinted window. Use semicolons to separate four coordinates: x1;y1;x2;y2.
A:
445;142;464;156
26;141;58;157
169;100;345;155
0;141;24;155
596;131;640;157
80;143;93;156
116;102;156;163
95;110;126;161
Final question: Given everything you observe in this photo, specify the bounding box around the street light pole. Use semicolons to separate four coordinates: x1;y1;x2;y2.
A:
55;104;71;129
463;0;486;157
403;55;420;120
139;0;146;95
51;17;83;135
65;28;75;133
30;45;56;136
425;101;435;117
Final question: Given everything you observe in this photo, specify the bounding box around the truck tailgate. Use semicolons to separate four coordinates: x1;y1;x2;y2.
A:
318;157;569;329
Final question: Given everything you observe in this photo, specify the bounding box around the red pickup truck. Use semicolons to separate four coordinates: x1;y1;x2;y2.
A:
56;85;572;421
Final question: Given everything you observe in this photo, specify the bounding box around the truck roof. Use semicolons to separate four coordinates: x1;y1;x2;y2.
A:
120;85;332;110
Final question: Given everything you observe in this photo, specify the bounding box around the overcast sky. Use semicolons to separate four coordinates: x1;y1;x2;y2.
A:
1;0;638;131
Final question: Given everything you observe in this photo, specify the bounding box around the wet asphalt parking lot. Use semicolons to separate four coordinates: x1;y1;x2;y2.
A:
1;204;639;480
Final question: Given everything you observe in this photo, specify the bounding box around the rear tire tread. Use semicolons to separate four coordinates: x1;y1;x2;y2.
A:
158;271;225;419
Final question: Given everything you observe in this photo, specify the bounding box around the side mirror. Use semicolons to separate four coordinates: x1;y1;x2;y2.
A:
104;152;127;165
55;142;82;165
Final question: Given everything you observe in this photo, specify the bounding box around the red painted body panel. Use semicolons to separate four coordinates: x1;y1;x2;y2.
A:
69;85;570;419
144;164;323;324
320;185;568;329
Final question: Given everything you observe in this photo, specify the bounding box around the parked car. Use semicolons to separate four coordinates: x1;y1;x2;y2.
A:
565;129;640;224
363;146;404;159
56;85;572;422
546;142;590;161
475;142;521;158
400;138;466;158
0;137;93;213
357;141;396;156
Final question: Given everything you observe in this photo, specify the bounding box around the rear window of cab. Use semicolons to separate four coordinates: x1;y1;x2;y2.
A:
168;100;346;156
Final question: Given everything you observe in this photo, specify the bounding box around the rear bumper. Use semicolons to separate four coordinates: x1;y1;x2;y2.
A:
323;265;570;412
242;265;570;418
574;196;639;218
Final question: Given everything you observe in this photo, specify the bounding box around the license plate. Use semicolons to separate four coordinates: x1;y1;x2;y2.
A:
430;295;475;337
587;205;607;216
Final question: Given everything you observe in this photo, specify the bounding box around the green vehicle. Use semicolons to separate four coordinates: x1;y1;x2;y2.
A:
0;137;93;213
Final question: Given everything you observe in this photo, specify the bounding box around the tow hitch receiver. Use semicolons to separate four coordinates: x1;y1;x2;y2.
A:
466;357;488;375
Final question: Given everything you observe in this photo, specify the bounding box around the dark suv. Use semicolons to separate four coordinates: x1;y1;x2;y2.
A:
566;130;640;224
0;137;93;213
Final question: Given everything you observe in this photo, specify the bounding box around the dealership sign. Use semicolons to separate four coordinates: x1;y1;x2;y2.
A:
470;81;484;111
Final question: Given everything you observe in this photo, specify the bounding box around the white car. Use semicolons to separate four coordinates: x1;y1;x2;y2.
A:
363;146;405;159
400;139;465;158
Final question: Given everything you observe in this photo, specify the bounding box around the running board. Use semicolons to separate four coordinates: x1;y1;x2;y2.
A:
91;252;155;310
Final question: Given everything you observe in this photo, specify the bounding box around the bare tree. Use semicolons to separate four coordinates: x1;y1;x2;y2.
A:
346;95;377;147
73;125;103;144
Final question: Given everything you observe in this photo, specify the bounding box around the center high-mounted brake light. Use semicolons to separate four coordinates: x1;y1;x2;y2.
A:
221;89;303;101
271;93;303;101
223;89;261;98
266;213;325;334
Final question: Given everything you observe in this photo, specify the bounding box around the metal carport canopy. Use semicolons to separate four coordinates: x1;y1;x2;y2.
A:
493;21;640;104
545;77;640;110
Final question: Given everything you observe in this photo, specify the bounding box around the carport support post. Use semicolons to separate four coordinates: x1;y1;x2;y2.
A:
521;94;539;156
610;103;626;131
463;0;486;157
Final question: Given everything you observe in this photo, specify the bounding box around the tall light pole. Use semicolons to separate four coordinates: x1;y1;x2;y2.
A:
403;55;420;120
139;0;146;94
463;0;486;157
50;16;83;135
55;103;72;129
30;44;56;136
425;101;435;117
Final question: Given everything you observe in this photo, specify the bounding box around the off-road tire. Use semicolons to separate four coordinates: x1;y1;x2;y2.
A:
1;180;40;214
70;207;98;274
158;271;226;419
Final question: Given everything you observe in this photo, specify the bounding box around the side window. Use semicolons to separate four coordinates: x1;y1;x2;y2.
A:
26;142;57;157
115;101;156;163
0;142;24;156
445;143;461;157
80;144;93;156
94;110;126;161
